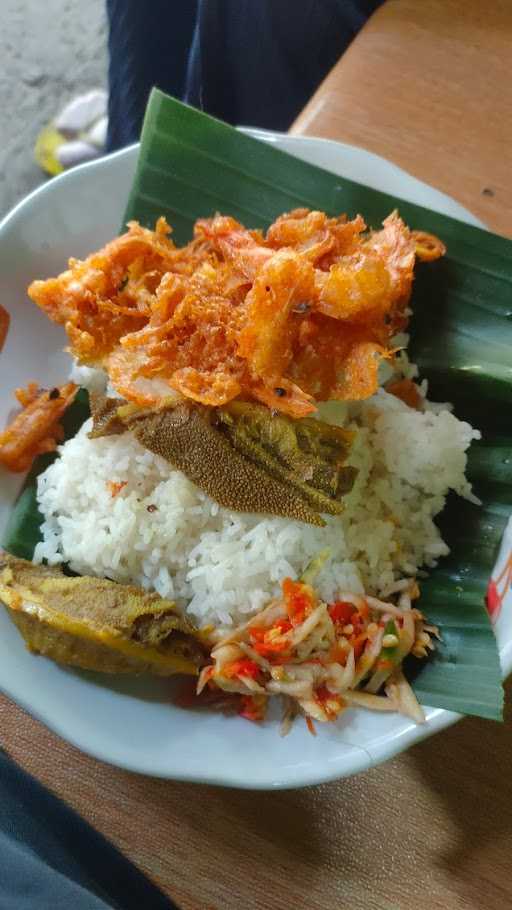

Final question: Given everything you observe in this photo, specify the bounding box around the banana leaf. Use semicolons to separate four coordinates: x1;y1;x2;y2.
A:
4;90;511;720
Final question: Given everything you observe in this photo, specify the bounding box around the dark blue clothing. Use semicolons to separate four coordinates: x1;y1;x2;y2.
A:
106;0;383;150
106;0;198;151
0;749;176;910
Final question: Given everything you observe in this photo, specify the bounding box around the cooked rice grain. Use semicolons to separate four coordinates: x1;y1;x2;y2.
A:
34;387;479;628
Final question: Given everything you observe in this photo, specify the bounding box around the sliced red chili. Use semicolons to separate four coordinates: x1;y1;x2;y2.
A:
249;620;292;658
328;645;348;666
0;304;10;353
282;578;313;624
305;716;317;736
224;658;260;679
315;684;332;704
274;618;292;634
329;601;354;625
352;633;367;660
252;640;289;657
239;695;266;722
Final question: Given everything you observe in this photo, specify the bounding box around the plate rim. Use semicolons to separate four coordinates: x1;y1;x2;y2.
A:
0;132;505;789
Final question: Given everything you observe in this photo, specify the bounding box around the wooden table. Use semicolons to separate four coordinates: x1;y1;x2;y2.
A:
2;2;512;908
292;0;512;239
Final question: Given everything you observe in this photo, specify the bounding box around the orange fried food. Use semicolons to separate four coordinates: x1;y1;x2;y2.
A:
28;209;445;417
411;230;447;262
386;378;423;410
28;218;200;363
0;382;77;472
238;250;316;380
0;304;10;353
266;208;366;267
194;215;272;280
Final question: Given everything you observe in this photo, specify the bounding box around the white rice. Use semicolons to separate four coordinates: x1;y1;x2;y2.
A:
34;362;480;628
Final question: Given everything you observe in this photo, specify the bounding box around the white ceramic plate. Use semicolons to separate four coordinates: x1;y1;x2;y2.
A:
0;133;510;789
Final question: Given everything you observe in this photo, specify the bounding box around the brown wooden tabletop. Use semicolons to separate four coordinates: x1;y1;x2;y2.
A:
292;0;512;239
2;2;512;909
